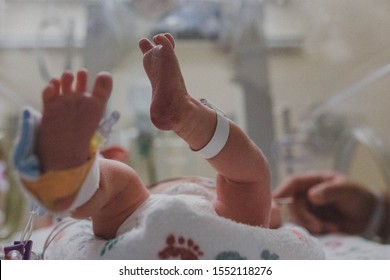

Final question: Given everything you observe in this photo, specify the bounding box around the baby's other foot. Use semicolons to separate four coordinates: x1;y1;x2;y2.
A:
38;70;112;172
139;33;192;132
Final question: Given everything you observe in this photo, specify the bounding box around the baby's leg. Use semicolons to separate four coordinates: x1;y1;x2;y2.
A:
139;34;271;227
37;70;149;238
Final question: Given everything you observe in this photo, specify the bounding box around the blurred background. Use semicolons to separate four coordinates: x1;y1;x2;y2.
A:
1;0;390;239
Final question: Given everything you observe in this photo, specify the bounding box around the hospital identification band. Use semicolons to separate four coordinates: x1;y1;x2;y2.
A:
195;106;230;159
21;153;99;212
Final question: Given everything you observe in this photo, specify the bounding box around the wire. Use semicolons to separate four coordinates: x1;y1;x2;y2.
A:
19;206;40;244
40;218;83;259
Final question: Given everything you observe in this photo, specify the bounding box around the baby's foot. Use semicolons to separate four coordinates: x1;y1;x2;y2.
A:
139;33;191;132
38;70;112;172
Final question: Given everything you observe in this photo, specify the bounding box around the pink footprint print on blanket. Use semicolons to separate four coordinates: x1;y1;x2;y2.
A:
158;234;204;260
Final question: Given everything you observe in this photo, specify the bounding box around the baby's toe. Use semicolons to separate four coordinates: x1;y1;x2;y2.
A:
42;83;59;104
92;72;112;103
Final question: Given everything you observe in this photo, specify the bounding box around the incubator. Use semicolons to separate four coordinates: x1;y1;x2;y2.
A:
275;63;390;194
0;0;390;258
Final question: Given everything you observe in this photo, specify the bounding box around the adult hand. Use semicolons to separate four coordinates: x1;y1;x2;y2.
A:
273;172;376;235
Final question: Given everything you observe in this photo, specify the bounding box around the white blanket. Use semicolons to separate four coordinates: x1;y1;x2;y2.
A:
318;234;390;259
14;219;390;260
35;189;324;260
7;182;390;260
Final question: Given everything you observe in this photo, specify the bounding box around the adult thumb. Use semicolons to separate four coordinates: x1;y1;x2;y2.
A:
307;181;347;206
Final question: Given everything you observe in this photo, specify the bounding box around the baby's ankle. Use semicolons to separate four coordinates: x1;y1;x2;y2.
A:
174;98;217;151
172;98;201;137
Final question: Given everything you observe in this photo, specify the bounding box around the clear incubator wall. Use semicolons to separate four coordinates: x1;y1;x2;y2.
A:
2;0;390;241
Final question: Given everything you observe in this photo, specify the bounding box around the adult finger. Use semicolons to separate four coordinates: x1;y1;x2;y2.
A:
273;172;335;198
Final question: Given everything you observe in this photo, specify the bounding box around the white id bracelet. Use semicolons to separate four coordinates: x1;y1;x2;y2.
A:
195;99;230;159
362;191;385;240
69;155;100;211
